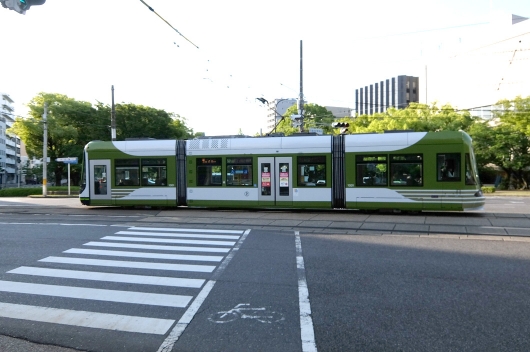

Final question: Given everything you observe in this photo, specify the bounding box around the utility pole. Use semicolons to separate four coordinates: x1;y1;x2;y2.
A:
111;85;116;141
298;40;304;133
42;102;47;196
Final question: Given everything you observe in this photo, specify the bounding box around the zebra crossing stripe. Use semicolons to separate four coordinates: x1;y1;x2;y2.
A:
116;231;241;240
0;302;174;335
129;227;244;234
83;241;231;253
63;248;224;262
0;280;192;307
8;267;205;288
39;256;216;272
101;236;236;246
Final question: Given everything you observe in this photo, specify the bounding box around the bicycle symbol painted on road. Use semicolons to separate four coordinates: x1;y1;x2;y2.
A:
208;303;285;324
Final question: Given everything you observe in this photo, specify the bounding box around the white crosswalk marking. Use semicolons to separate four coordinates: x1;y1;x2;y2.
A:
0;280;193;307
40;256;217;272
101;235;236;246
130;227;243;234
0;226;248;335
0;302;175;335
116;230;241;240
83;241;231;253
63;248;224;262
8;267;205;288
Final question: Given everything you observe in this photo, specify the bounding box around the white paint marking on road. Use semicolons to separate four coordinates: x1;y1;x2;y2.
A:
157;229;252;352
130;226;244;234
101;236;236;246
39;256;216;272
0;280;192;307
8;266;205;288
116;230;240;240
64;248;224;262
0;302;174;335
295;231;318;352
84;241;231;253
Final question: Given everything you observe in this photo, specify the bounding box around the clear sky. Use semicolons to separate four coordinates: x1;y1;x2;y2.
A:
1;0;529;136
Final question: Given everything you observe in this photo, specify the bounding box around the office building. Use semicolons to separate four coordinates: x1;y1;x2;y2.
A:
355;75;419;116
0;93;22;187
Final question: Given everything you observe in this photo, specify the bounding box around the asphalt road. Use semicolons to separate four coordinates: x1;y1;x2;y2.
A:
0;196;529;351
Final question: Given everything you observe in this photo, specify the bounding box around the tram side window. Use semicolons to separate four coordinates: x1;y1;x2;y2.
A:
297;156;326;186
465;153;477;185
141;158;167;186
356;155;387;186
390;154;423;186
437;153;461;181
115;159;140;186
197;158;222;186
227;157;252;186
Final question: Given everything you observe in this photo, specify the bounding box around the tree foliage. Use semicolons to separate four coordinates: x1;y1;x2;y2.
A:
9;92;194;186
468;96;530;189
348;103;476;133
273;103;335;135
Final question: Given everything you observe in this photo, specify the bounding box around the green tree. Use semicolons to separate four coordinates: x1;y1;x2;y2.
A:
10;93;195;186
274;103;335;135
469;96;530;189
9;93;97;186
349;103;475;133
94;103;194;140
497;96;530;136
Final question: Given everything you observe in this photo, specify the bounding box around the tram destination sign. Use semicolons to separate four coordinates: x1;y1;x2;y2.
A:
56;157;78;164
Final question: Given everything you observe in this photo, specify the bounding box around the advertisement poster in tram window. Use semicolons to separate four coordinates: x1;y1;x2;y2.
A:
261;172;271;187
279;164;289;187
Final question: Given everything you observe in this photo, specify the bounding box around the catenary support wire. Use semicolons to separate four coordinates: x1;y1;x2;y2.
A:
139;0;199;49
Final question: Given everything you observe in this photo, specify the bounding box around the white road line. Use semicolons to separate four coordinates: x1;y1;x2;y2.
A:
157;229;252;352
0;280;192;307
116;231;241;240
0;302;174;335
130;227;243;234
84;241;231;253
295;231;318;352
101;236;236;246
64;248;224;262
39;256;216;272
8;266;205;288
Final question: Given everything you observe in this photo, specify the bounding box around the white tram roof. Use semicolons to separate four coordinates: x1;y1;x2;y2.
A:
113;140;177;156
186;135;332;156
344;132;427;152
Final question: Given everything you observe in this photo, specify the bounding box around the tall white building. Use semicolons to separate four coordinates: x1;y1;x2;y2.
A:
0;93;21;187
265;98;297;133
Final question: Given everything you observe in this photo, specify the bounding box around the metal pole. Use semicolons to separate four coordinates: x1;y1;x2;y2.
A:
111;85;116;141
67;163;71;196
42;102;48;196
299;40;304;133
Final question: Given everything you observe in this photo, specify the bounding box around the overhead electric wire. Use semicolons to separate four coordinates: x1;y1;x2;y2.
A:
139;0;199;49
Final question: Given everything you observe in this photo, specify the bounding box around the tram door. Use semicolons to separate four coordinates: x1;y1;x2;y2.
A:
258;157;293;206
90;160;111;200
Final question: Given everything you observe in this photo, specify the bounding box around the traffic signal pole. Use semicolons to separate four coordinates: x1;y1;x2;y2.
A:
42;102;47;196
298;40;304;133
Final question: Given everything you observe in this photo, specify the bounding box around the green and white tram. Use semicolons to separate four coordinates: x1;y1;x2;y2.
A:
79;130;485;211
